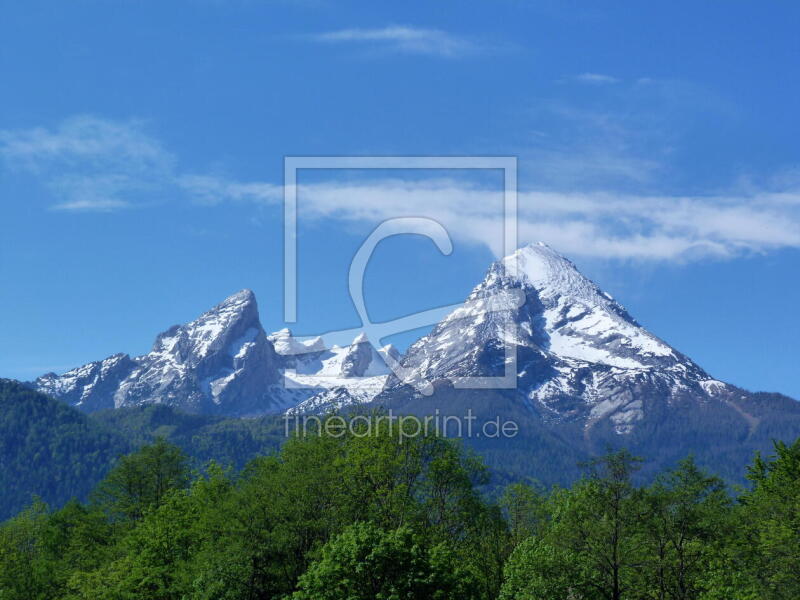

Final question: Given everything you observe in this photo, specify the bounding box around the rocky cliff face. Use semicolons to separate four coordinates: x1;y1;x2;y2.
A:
35;353;137;413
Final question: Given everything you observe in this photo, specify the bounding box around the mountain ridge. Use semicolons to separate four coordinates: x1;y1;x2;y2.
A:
33;289;394;416
304;242;736;432
29;242;798;441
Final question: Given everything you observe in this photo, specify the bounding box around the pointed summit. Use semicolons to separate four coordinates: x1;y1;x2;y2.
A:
215;288;257;310
195;289;259;332
504;241;572;277
351;332;369;345
110;288;282;413
152;289;262;361
492;242;610;310
33;290;289;415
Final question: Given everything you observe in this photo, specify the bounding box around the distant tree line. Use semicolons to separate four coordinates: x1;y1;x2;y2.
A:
1;415;799;599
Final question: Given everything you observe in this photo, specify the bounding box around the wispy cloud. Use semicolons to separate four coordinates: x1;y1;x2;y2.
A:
0;116;174;212
51;198;132;212
304;26;487;58
0;115;171;171
568;72;620;85
522;102;664;189
6;113;800;263
181;174;800;261
520;77;738;191
178;174;282;205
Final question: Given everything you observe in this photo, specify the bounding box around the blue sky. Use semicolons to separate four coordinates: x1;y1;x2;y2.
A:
1;1;799;397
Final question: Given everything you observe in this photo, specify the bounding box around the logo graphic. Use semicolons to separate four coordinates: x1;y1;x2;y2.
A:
282;156;520;395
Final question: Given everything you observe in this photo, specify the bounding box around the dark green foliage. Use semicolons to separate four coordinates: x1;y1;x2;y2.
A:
0;500;56;599
498;450;786;600
0;387;284;520
636;457;732;599
499;481;547;546
384;385;800;491
0;379;130;521
294;522;482;600
502;450;649;600
92;437;189;520
92;403;285;469
0;419;507;599
5;378;799;526
703;438;800;600
2;400;800;599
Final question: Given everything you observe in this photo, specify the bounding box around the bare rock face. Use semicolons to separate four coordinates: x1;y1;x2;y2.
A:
28;245;800;488
302;243;736;438
111;290;285;414
338;334;380;377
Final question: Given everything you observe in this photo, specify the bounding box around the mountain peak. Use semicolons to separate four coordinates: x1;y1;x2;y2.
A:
398;240;717;426
352;332;369;345
511;241;568;267
206;288;257;316
496;242;603;305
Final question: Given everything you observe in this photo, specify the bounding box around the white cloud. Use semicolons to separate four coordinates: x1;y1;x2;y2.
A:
521;78;736;190
0;115;171;171
6;114;800;262
178;174;282;205
187;175;800;260
305;26;484;58
0;116;174;212
51;198;132;212
569;73;620;85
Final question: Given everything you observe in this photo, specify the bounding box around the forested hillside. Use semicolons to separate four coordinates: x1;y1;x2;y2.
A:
91;403;285;469
0;379;130;521
1;417;799;599
6;376;800;525
0;381;286;519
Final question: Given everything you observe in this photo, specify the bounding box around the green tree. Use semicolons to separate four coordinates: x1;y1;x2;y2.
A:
294;521;481;600
500;449;645;600
0;500;56;600
500;533;585;600
92;437;189;521
68;491;199;600
187;415;504;599
707;439;800;600
637;457;731;600
500;481;547;547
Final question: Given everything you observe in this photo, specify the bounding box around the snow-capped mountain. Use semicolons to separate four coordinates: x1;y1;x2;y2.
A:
34;353;137;413
298;242;740;436
26;243;800;487
390;242;730;433
33;290;392;416
270;329;396;412
31;243;786;441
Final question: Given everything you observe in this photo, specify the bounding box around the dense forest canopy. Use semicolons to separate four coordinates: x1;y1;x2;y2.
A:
0;379;130;520
1;412;799;599
0;380;285;520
